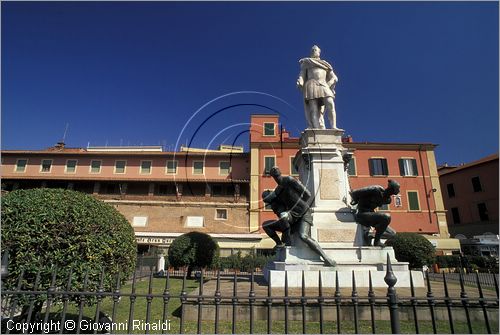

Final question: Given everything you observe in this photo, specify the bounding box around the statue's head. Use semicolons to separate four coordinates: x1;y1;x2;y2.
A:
387;179;400;195
311;45;321;58
262;190;276;204
269;166;282;183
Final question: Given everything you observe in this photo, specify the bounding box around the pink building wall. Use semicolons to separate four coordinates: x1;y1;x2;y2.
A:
439;155;499;237
1;152;249;181
250;115;443;236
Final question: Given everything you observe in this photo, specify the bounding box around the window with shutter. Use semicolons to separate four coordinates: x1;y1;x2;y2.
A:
347;157;356;176
65;160;77;173
114;160;126;174
166;160;178;174
477;203;489;221
263;123;275;136
140;161;152;174
447;183;455;198
369;158;388;176
90;160;102;173
219;161;231;175
15;159;28;173
407;191;420;211
399;158;418;176
193;161;204;175
290;156;299;176
471;177;482;192
264;156;275;175
41;160;53;173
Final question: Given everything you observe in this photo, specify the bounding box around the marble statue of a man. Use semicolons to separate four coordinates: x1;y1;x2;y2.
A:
297;45;339;129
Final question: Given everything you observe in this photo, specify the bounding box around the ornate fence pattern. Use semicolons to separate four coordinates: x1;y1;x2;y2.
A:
1;257;499;334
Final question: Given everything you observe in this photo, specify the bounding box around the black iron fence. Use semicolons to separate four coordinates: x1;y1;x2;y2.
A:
1;257;499;334
426;271;499;288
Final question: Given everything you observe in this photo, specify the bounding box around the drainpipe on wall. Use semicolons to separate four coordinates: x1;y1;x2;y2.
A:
418;145;433;224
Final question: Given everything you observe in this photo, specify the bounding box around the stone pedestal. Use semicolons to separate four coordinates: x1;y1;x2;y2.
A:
295;129;361;247
263;245;424;288
264;129;424;288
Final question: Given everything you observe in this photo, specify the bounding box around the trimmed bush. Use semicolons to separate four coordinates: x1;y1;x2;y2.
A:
435;255;461;268
465;255;499;273
435;255;499;273
168;232;219;270
385;232;435;268
217;251;273;271
1;189;137;314
218;252;242;271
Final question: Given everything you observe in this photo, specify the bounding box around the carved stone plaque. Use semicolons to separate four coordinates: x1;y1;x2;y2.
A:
318;228;356;242
319;169;340;200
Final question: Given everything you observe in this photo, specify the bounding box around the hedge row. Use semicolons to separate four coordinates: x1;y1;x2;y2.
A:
217;252;274;272
435;255;499;272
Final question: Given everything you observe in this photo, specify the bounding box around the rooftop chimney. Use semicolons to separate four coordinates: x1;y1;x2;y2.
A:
342;135;353;143
55;142;65;149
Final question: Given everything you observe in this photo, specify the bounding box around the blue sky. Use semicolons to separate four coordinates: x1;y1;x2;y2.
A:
2;1;498;165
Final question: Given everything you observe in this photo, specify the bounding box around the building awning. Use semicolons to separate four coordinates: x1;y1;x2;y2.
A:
425;236;461;250
135;232;262;246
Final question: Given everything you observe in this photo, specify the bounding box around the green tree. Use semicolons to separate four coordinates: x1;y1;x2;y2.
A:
385;232;435;268
168;232;219;277
1;189;137;317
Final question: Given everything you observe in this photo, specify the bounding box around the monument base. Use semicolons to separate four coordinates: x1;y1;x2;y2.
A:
265;128;425;288
263;246;425;288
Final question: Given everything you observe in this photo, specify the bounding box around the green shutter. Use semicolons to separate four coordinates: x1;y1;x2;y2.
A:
16;159;27;172
368;159;375;176
167;161;177;174
265;157;275;175
381;159;388;175
194;162;204;174
264;123;275;136
408;192;420;210
398;159;405;176
347;158;356;176
220;161;230;175
290;157;299;175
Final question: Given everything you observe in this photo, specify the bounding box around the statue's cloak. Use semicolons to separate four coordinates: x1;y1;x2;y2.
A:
299;57;335;101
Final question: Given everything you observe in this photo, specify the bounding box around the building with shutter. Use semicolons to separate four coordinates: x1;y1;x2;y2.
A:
438;154;499;256
1;145;257;257
1;114;461;256
249;115;459;255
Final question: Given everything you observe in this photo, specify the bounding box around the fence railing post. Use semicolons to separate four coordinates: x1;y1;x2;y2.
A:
3;262;499;335
425;269;437;333
334;271;341;334
231;271;238;335
214;270;221;334
351;271;359;334
368;271;376;334
459;269;473;334
442;272;455;334
249;269;255;334
384;254;400;334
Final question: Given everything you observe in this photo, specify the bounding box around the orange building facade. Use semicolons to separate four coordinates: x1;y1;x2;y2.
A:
2;114;460;255
438;154;499;238
1;145;256;256
249;115;458;254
